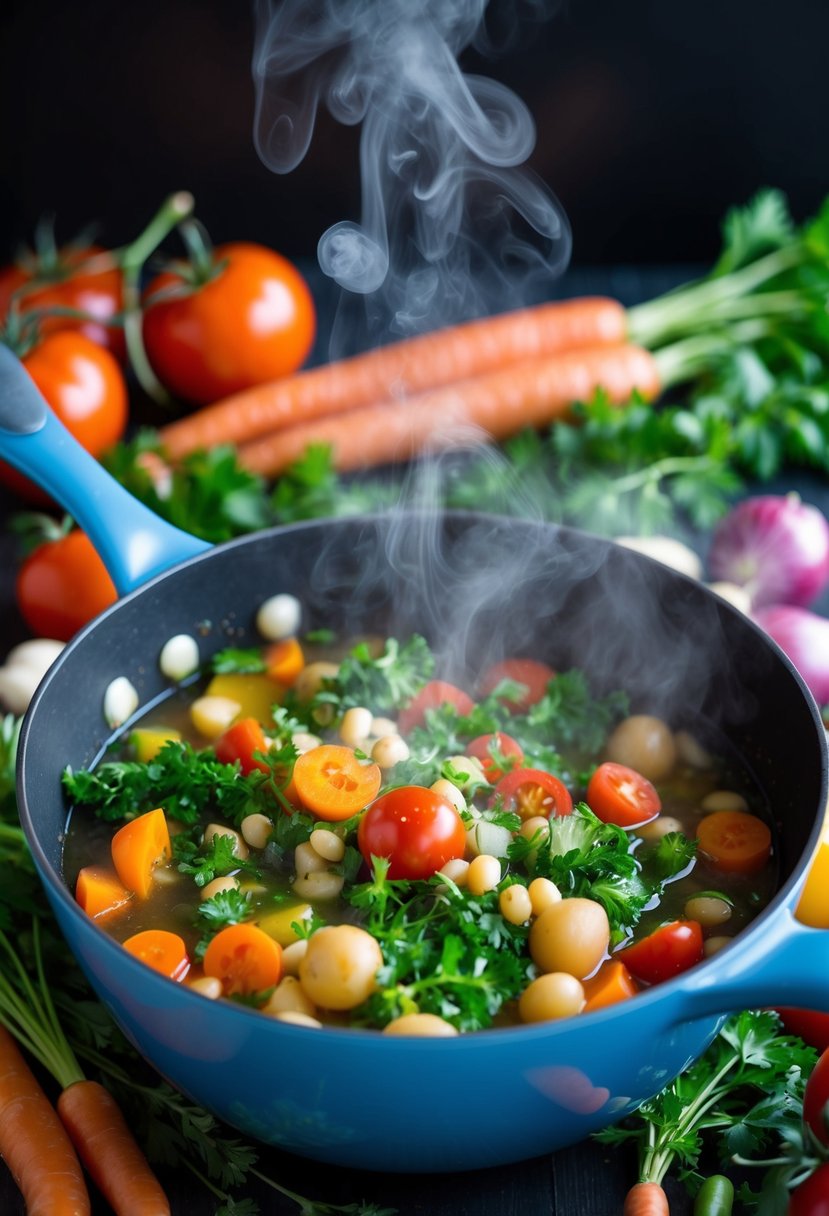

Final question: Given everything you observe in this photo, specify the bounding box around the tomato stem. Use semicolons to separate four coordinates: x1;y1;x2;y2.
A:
119;191;195;407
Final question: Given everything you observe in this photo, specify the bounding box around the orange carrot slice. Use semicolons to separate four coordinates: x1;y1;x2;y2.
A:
111;807;171;898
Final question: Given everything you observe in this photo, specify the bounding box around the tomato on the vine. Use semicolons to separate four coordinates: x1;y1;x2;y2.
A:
586;761;661;828
15;528;117;641
142;241;316;405
0;243;125;359
616;920;704;985
0;332;128;503
358;785;467;880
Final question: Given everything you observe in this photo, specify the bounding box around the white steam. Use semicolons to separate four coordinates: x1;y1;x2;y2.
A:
252;0;569;349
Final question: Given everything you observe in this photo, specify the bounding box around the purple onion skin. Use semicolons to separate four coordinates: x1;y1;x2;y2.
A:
708;495;829;610
753;604;829;704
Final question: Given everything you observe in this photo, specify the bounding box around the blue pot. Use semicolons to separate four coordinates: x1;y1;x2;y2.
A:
2;346;828;1173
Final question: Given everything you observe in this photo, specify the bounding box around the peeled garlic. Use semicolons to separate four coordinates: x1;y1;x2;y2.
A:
159;633;200;681
103;676;139;728
256;593;302;640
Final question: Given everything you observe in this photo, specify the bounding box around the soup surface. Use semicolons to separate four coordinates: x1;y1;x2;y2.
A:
63;604;777;1034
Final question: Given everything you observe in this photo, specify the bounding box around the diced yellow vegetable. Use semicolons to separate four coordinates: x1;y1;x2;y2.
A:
190;695;241;739
131;726;182;763
205;673;282;726
258;902;313;946
796;806;829;929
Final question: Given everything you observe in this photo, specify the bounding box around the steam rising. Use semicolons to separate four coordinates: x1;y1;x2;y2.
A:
252;0;569;348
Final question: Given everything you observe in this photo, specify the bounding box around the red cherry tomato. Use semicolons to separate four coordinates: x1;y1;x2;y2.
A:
0;332;128;503
478;658;555;711
0;243;125;358
803;1048;829;1146
616;920;704;985
492;767;573;820
777;1009;829;1053
214;718;270;776
15;529;117;640
788;1162;829;1216
586;761;661;828
142;242;316;404
397;680;474;735
466;732;524;782
358;785;467;880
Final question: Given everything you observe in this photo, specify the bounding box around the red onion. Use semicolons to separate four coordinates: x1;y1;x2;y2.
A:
753;604;829;704
708;494;829;610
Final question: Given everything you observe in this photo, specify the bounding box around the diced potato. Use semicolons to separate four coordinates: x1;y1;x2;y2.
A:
190;695;241;739
205;673;281;726
131;726;182;763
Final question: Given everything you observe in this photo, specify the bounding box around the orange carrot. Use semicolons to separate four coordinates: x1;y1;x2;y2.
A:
623;1180;670;1215
0;1025;90;1215
158;297;628;458
696;809;772;874
265;636;305;686
582;959;640;1012
75;865;132;921
235;344;660;477
202;923;283;998
57;1079;170;1216
122;930;191;981
111;807;172;898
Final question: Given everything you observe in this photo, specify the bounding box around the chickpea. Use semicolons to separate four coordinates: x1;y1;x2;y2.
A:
293;661;339;702
292;871;345;901
528;876;562;916
467;854;501;896
309;828;345;863
340;707;373;748
519;972;585;1023
371;717;398;737
294;840;329;878
292;731;323;754
438;858;470;887
684;895;732;928
529;897;610;979
281;939;308;976
263;975;318;1019
635;815;685;842
430;778;466;813
199;875;240;902
382;1013;459;1037
499;884;533;926
371;735;410;769
519;816;550;842
701;790;749;814
605;714;677;781
240;813;273;850
203;823;249;860
299;925;383;1010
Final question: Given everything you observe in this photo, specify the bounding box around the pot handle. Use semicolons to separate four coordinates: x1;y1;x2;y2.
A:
0;345;210;594
672;907;829;1020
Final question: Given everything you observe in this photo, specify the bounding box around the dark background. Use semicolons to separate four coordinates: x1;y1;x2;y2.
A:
1;0;827;272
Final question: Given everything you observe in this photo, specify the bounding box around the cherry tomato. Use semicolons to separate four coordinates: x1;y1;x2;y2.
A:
466;732;524;782
586;761;661;828
803;1048;829;1146
777;1009;829;1053
214;718;270;776
0;243;125;358
0;332;128;503
788;1162;829;1216
493;767;573;820
142;242;316;404
15;529;117;640
358;785;467;880
397;680;474;735
616;920;704;985
478;658;556;711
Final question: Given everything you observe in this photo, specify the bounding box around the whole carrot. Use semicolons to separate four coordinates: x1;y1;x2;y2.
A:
623;1180;670;1215
57;1080;171;1216
159;296;627;458
236;343;660;477
0;1025;90;1216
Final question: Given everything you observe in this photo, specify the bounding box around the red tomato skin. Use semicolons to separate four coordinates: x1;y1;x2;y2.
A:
803;1049;829;1146
0;332;128;503
358;786;467;880
15;530;117;640
478;658;556;711
142;242;316;404
777;1009;829;1053
586;761;662;828
466;732;524;782
616;920;704;985
214;718;270;776
492;767;573;819
788;1162;829;1216
0;245;125;358
397;680;474;735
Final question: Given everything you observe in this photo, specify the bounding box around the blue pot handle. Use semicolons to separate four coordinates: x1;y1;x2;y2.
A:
0;345;210;595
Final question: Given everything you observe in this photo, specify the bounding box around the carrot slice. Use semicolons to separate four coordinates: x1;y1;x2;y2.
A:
202;923;283;997
265;637;305;686
582;960;639;1012
122;930;190;981
292;744;382;822
75;865;131;922
110;807;172;899
696;809;772;874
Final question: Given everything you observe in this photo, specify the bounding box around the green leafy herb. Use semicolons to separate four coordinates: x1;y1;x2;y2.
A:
212;647;268;675
173;831;260;888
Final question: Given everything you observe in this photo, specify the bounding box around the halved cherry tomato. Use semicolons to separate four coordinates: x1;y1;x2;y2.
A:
122;929;190;981
492;767;573;821
478;658;556;711
788;1161;829;1216
142;242;316;405
214;717;271;775
696;809;772;874
466;732;524;782
0;331;128;503
616;920;704;985
15;528;117;640
292;744;381;822
586;761;661;828
398;680;474;735
358;785;467;880
804;1049;829;1147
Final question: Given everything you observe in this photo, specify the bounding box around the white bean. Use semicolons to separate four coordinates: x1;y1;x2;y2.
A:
500;884;533;925
339;707;373;748
200;875;240;902
240;813;273;850
159;633;200;681
295;840;329;878
292;871;345;901
309;829;345;862
281;939;308;976
256;593;302;640
203;824;249;860
371;735;410;769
